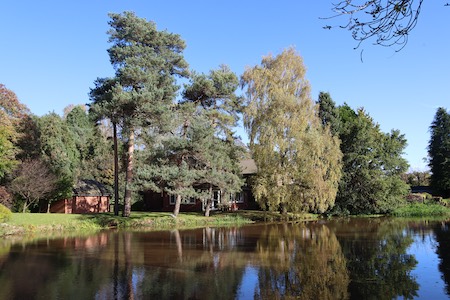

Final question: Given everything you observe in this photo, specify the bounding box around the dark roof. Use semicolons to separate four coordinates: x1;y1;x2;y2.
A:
73;179;111;196
240;159;257;175
411;186;433;194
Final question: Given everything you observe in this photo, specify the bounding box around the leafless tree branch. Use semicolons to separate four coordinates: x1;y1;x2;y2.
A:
323;0;428;51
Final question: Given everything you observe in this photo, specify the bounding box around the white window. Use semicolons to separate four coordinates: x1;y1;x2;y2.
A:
169;194;176;205
213;190;221;201
230;192;244;203
181;197;196;205
170;194;196;205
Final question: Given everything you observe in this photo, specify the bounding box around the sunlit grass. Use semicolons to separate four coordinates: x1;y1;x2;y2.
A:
9;213;82;225
392;203;450;217
1;210;318;237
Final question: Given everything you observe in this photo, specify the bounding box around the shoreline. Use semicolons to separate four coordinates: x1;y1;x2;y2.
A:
0;210;318;238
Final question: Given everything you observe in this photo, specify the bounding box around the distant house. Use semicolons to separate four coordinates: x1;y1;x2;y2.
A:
50;179;111;214
410;186;433;194
142;159;259;212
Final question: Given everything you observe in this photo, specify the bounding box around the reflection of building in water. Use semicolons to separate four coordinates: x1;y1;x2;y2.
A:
167;227;255;252
44;233;111;254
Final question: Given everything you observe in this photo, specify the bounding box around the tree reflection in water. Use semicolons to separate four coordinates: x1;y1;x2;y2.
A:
433;221;450;297
329;218;419;300
0;219;440;300
254;223;350;299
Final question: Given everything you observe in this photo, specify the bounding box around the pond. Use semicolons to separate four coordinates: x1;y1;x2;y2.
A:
1;218;450;299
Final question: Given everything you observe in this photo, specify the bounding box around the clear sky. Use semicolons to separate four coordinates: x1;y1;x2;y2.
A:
1;1;448;171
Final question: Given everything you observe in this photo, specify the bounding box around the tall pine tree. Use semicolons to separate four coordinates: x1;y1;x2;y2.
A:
428;107;450;197
90;12;189;217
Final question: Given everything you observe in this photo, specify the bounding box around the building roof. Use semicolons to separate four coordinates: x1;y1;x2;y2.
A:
240;159;257;175
73;179;111;196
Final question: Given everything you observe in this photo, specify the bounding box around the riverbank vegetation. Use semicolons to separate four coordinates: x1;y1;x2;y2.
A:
0;211;318;238
392;203;450;218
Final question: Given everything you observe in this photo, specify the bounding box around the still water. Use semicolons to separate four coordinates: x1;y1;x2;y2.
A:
1;218;450;300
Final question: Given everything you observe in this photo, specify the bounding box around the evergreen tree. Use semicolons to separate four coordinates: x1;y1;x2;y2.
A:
428;107;450;197
334;105;409;214
90;77;122;215
317;91;340;135
242;48;342;214
90;12;189;217
135;111;206;217
66;106;114;187
38;113;79;201
182;65;244;216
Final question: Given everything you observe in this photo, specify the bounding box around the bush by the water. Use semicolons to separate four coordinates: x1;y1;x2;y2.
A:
0;204;12;222
392;203;450;217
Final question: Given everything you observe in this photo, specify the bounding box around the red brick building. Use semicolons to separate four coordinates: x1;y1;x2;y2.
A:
50;179;110;214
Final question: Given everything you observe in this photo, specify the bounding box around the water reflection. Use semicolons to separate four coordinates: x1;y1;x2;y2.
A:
433;221;450;295
254;223;349;299
329;218;419;299
0;219;450;299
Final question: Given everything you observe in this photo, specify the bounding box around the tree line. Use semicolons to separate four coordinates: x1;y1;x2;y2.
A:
0;11;449;216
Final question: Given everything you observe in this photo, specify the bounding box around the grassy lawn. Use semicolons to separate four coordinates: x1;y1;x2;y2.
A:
392;203;450;217
9;213;86;226
1;210;318;238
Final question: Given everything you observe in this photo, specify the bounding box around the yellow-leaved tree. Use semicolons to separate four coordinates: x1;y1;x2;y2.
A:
242;48;342;213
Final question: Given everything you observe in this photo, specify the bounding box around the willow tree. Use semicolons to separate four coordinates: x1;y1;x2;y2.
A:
242;48;342;214
90;12;189;217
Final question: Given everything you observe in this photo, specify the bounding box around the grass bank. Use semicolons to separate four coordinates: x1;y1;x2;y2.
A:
0;210;317;238
392;203;450;217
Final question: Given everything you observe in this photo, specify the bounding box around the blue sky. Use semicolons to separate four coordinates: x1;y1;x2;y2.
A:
1;1;448;171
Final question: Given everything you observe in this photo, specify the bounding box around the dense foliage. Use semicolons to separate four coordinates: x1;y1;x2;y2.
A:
317;97;410;215
0;84;29;179
242;48;342;214
428;107;450;197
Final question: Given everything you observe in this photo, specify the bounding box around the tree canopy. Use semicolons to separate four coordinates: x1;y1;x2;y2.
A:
428;107;450;197
0;84;29;179
318;99;410;215
242;48;342;214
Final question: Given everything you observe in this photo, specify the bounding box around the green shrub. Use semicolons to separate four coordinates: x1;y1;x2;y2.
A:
0;204;12;222
423;193;433;200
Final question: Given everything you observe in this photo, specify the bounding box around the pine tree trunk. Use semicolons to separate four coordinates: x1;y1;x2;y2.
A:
173;194;181;217
123;130;134;217
204;185;213;217
113;122;120;216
